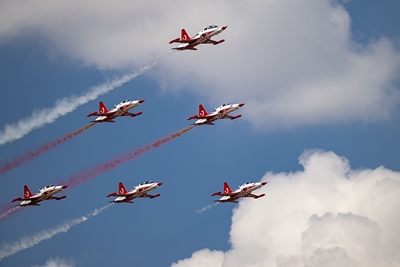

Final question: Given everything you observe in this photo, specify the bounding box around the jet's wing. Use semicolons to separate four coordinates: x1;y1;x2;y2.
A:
94;118;116;123
116;192;136;197
121;111;143;117
169;38;197;44
25;202;41;206
204;39;220;44
50;195;67;200
141;193;161;199
214;199;238;203
243;193;265;199
243;193;258;198
218;191;241;197
18;195;41;201
221;114;242;120
98;110;118;117
177;39;198;44
117;200;134;204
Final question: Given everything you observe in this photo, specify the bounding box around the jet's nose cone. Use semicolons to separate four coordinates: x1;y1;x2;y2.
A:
62;185;68;189
157;182;163;186
238;103;245;107
222;25;228;30
138;99;145;103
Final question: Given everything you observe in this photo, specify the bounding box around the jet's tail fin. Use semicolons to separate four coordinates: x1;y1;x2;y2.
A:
223;182;232;194
99;102;108;114
24;185;33;198
118;182;128;195
198;104;208;117
181;29;191;41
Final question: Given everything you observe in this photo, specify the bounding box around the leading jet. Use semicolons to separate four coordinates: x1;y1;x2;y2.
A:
106;181;162;203
11;184;68;206
211;181;267;203
87;99;144;123
169;25;228;51
187;103;245;126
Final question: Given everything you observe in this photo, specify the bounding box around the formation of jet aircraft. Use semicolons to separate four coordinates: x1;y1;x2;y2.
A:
211;181;267;203
187;103;245;125
169;25;228;51
10;25;269;209
11;184;68;206
87;99;144;123
106;181;162;203
11;180;267;206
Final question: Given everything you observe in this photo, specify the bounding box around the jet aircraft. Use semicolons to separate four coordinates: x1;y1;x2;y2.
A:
11;184;68;206
169;25;228;51
211;181;267;203
187;103;245;126
87;99;144;123
106;181;162;203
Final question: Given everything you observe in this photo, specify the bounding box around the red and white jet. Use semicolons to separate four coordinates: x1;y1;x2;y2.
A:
87;99;144;123
11;184;68;206
211;181;267;203
187;103;245;126
169;25;228;51
106;181;162;203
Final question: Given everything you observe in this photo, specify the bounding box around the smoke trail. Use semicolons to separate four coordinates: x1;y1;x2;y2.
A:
0;52;175;146
0;123;95;175
0;126;193;222
61;125;194;188
0;203;112;261
0;205;20;221
196;203;219;214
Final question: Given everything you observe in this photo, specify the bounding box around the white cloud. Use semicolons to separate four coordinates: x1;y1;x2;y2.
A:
170;150;400;267
0;0;399;128
171;249;224;267
32;257;75;267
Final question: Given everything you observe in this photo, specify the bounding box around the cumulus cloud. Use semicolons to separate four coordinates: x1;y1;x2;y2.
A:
170;150;400;267
171;249;225;267
32;257;75;267
0;0;399;128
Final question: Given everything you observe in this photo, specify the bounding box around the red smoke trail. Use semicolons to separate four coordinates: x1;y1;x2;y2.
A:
0;123;96;175
60;125;195;188
0;126;193;221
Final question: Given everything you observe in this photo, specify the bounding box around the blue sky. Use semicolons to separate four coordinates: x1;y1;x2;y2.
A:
0;1;399;266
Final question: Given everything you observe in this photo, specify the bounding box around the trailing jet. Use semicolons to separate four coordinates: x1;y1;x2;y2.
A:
187;103;245;126
87;99;144;123
211;181;267;203
169;25;228;51
11;184;68;206
106;181;162;203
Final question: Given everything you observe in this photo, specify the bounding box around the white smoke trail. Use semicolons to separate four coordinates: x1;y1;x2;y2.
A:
0;52;175;145
0;206;20;220
196;203;219;214
0;203;112;261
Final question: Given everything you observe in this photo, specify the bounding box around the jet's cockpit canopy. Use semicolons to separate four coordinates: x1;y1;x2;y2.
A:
40;184;55;191
139;181;154;186
116;100;130;108
204;25;218;31
215;103;231;110
240;182;254;188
